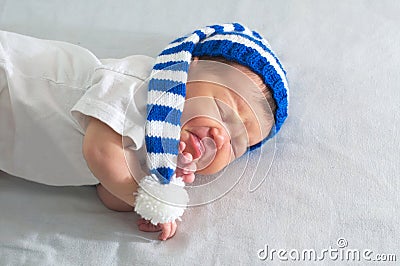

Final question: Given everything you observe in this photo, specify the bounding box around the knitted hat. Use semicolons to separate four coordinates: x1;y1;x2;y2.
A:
134;22;289;225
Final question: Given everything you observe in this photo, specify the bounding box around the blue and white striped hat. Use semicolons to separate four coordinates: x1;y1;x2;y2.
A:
145;22;289;185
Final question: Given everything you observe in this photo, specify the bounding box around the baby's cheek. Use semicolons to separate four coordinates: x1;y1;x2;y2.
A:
180;97;222;126
197;142;233;175
179;130;190;143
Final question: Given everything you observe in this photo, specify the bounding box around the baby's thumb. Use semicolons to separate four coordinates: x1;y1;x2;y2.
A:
177;152;193;166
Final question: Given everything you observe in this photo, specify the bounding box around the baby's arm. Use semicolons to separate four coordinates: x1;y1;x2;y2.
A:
82;117;139;207
82;117;178;240
96;183;134;212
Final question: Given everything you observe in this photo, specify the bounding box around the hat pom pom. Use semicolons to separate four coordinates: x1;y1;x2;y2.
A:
134;174;189;225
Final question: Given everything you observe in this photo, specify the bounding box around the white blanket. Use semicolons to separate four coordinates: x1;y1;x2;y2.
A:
0;0;399;265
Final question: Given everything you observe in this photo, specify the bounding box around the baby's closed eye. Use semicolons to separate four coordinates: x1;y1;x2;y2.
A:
215;100;241;124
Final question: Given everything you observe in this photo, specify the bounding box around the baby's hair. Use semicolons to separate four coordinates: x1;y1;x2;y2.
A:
197;56;277;137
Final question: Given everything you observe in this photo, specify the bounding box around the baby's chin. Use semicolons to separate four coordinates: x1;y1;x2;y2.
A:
194;155;230;175
195;143;234;175
195;165;221;175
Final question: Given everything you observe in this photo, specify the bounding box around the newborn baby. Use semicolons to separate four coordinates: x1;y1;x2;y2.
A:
0;23;289;241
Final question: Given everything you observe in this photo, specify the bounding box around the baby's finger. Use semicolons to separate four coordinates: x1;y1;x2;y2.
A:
182;160;197;173
179;141;186;152
169;221;177;239
159;223;172;241
138;222;162;232
177;152;194;168
182;172;195;183
136;218;150;226
182;152;193;162
182;163;196;174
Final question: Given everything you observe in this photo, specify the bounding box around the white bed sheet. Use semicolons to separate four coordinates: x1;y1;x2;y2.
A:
1;0;399;265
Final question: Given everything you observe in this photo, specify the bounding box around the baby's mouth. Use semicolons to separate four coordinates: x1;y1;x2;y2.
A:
187;131;205;160
187;131;217;170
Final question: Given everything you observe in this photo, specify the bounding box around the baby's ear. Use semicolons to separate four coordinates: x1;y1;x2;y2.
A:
191;57;199;65
189;57;200;70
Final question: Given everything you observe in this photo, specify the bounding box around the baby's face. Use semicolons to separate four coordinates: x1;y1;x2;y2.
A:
179;60;271;175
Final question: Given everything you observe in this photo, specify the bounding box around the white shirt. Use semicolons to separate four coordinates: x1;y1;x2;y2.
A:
0;30;154;186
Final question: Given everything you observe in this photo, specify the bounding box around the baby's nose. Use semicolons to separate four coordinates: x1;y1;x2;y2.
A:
209;127;228;150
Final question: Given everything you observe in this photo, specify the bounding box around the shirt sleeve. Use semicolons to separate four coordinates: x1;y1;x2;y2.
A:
70;55;154;150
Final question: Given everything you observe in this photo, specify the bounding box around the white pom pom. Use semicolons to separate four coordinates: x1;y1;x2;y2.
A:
134;174;189;225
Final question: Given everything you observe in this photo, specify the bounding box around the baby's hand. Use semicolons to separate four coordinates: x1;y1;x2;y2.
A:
136;141;194;240
136;218;177;241
175;141;196;183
